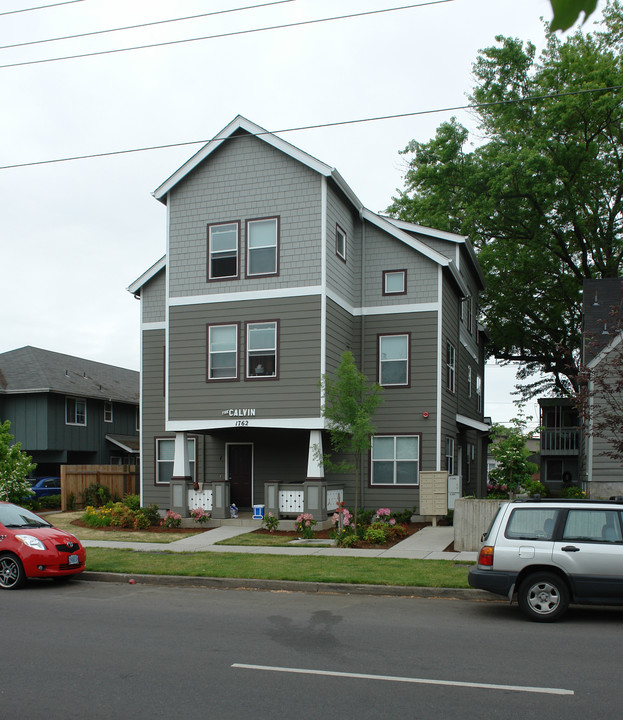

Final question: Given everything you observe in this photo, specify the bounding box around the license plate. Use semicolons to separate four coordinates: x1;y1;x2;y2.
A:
68;554;79;565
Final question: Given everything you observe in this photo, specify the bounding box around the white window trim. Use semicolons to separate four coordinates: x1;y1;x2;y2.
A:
383;269;406;295
336;224;347;262
446;437;455;475
467;365;472;398
446;341;456;394
65;397;87;426
104;402;113;423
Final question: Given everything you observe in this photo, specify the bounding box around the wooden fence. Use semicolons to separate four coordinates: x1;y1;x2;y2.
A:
60;465;137;511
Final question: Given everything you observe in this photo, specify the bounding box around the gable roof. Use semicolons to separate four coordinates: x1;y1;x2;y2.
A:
131;115;481;298
0;346;139;403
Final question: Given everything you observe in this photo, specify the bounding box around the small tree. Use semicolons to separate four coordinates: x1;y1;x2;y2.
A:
0;420;36;503
488;415;539;496
320;351;383;525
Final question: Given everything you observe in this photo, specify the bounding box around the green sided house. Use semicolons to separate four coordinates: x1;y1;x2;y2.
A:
128;116;490;521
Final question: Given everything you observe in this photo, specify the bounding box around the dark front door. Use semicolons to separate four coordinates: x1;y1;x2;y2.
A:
228;444;253;508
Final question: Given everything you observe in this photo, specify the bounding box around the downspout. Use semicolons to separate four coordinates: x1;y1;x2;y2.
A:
360;213;366;510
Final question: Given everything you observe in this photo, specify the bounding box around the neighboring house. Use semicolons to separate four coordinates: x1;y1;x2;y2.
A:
0;346;140;476
128;115;490;519
581;277;623;498
538;398;580;495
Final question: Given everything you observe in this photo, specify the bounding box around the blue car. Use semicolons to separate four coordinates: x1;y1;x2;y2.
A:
28;477;61;500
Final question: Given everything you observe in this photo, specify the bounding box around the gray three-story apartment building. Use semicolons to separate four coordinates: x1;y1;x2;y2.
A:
129;116;489;520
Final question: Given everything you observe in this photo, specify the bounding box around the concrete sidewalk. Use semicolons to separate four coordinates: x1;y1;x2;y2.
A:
81;524;478;562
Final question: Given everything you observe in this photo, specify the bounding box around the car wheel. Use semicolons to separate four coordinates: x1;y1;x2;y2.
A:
518;572;569;622
0;554;26;590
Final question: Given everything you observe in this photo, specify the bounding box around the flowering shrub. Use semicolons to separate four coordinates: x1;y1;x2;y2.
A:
295;512;317;539
364;522;390;544
83;501;157;530
561;485;586;498
162;510;182;528
83;505;114;527
487;481;509;499
262;512;280;532
190;507;211;524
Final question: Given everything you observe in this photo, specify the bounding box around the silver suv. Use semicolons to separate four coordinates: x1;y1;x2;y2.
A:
468;499;623;621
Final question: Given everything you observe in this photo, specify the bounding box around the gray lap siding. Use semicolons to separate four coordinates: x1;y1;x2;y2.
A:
168;296;323;422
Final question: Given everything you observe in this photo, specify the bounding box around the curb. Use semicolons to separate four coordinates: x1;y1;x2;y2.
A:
80;571;499;602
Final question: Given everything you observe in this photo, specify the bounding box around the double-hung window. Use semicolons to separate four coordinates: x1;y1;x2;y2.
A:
247;217;278;276
336;225;346;261
104;402;113;423
476;374;482;411
208;324;238;380
66;397;86;426
208;222;239;280
155;437;196;484
467;366;473;398
247;321;277;378
446;437;455;474
371;435;420;485
379;334;409;386
446;341;456;393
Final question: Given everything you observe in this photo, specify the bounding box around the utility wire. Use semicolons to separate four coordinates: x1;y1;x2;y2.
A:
0;0;84;16
0;0;454;70
1;84;621;171
0;0;295;51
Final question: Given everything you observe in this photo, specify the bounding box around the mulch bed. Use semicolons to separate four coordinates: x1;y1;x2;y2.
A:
254;522;429;549
70;519;204;535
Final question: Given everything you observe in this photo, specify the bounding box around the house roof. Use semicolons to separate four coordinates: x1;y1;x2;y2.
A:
132;116;481;296
0;346;139;404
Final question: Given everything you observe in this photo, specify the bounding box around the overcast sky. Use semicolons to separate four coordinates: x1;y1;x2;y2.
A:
0;0;604;425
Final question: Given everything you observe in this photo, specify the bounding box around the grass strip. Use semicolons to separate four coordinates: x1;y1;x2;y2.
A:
85;548;471;588
215;532;333;547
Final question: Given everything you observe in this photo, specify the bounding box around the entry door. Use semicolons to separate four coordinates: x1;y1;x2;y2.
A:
227;444;253;508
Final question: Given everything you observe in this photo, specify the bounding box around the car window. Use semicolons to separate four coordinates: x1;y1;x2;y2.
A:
562;509;623;543
505;508;559;540
0;504;51;528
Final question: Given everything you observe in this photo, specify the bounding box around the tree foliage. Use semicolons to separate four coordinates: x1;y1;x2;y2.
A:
320;351;383;521
489;416;539;493
387;1;623;399
0;420;36;503
550;0;599;31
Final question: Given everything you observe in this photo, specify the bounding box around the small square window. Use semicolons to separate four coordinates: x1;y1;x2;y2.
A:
383;270;406;295
336;225;346;261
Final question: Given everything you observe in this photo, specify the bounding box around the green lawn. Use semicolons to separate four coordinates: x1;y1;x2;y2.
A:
85;548;472;588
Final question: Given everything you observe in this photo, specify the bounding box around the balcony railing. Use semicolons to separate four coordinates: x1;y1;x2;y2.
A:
541;427;580;454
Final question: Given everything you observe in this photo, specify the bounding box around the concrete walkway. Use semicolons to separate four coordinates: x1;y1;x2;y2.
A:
81;524;478;562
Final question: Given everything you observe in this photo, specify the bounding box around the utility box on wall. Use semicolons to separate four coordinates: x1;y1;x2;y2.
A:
419;471;449;522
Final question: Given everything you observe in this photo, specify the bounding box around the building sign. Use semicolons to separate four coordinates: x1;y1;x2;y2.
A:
221;408;256;417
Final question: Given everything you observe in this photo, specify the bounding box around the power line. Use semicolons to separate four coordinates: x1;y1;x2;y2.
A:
1;84;620;171
0;0;454;70
0;0;84;16
0;0;295;52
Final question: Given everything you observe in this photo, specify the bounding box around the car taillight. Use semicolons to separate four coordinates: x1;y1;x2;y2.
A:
478;545;494;566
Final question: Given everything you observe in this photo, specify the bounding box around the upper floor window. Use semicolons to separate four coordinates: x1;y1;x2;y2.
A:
336;225;347;262
66;397;86;426
465;296;473;334
208;221;239;280
383;270;407;296
371;435;420;486
104;402;113;423
379;334;409;386
446;342;456;393
247;217;279;276
207;324;238;380
155;437;196;485
467;365;473;398
247;321;277;378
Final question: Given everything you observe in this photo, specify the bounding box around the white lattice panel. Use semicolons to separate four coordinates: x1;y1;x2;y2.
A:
279;489;304;513
327;489;344;512
188;489;213;511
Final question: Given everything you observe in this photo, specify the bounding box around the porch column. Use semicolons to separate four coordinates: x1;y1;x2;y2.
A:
306;430;324;480
170;431;191;517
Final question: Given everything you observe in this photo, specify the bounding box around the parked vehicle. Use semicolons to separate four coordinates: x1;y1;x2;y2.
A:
0;502;85;589
468;498;623;621
28;477;61;500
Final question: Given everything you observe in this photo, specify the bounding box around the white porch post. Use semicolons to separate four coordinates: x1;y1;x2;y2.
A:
307;429;324;480
170;431;191;516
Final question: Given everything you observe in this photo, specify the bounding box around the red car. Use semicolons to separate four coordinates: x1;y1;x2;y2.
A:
0;502;86;589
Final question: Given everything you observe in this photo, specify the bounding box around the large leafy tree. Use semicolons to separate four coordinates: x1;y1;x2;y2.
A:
387;1;623;399
0;420;36;503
